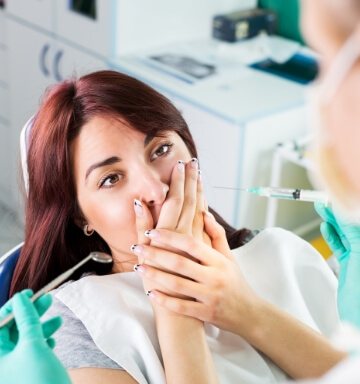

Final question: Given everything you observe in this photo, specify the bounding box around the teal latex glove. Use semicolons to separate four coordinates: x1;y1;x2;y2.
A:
315;202;360;328
0;290;71;384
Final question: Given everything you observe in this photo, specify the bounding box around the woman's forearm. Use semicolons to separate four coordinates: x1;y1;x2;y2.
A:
237;299;346;379
154;306;218;384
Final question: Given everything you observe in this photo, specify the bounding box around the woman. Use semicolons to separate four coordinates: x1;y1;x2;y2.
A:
10;70;344;383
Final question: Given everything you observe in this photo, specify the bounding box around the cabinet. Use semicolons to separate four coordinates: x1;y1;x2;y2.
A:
0;119;11;204
0;84;8;120
0;48;7;86
6;18;107;214
0;10;7;85
6;0;53;32
55;0;112;58
7;20;57;132
0;20;8;122
0;10;10;202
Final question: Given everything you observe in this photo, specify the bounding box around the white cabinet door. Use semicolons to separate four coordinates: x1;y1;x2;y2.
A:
7;19;108;214
55;0;112;58
0;10;6;44
0;47;7;85
6;0;53;32
7;19;56;139
55;40;108;81
0;11;10;205
0;84;8;121
7;19;56;213
0;10;7;85
0;120;11;204
0;11;8;120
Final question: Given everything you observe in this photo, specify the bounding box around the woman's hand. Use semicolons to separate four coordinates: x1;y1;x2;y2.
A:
134;213;347;380
133;159;219;384
133;211;261;336
132;157;260;335
133;158;208;294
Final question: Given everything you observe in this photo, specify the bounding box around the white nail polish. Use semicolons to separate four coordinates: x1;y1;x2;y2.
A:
144;229;159;238
177;160;185;173
134;199;143;216
190;158;198;169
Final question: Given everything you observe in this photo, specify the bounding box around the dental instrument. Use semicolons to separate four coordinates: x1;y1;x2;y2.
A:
214;186;329;204
0;251;112;328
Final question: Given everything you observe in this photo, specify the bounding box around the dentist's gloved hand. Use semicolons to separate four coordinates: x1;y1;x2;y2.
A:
315;202;360;328
0;290;71;384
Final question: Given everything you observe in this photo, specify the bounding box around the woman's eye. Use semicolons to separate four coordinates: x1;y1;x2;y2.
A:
99;174;121;189
152;143;174;160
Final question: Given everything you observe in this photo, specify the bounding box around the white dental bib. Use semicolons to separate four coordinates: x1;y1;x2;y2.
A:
56;228;339;384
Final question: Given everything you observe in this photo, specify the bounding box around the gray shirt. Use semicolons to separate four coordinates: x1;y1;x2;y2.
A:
44;293;123;370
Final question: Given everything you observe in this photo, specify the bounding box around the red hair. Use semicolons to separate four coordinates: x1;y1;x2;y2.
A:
10;70;251;296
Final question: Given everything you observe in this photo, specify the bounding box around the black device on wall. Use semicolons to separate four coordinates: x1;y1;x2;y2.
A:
70;0;97;20
213;8;277;43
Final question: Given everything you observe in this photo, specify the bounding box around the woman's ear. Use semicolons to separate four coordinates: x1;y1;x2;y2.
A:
72;204;87;229
73;215;94;236
74;217;85;229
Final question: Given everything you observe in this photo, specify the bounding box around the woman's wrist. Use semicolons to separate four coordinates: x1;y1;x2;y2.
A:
239;299;277;345
225;293;268;341
153;303;203;326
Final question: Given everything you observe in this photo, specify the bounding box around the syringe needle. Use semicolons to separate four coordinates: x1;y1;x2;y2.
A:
212;186;248;191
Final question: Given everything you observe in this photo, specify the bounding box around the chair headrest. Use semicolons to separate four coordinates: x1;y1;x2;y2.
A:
19;116;35;194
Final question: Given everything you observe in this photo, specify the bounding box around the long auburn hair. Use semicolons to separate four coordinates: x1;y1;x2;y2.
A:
10;70;252;296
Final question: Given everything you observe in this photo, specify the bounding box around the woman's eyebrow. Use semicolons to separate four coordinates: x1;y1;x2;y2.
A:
144;133;156;147
85;156;122;181
144;133;169;147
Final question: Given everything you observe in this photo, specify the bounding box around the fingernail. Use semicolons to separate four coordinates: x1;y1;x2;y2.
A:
144;229;159;239
198;169;202;181
134;199;143;216
133;264;145;273
190;158;198;169
130;244;144;255
177;160;185;173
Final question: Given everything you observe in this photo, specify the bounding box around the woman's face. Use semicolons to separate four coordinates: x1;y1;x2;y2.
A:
71;115;192;271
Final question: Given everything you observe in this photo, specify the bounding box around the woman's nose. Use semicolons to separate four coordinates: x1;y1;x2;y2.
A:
135;168;169;207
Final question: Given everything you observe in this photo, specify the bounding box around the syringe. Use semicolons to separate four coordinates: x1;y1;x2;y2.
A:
247;187;329;204
213;186;329;204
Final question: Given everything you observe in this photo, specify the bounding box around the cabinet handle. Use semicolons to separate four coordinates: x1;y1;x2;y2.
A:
53;50;64;82
39;44;50;77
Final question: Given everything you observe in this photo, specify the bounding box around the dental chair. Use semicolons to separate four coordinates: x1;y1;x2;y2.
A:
0;116;33;306
0;243;23;307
